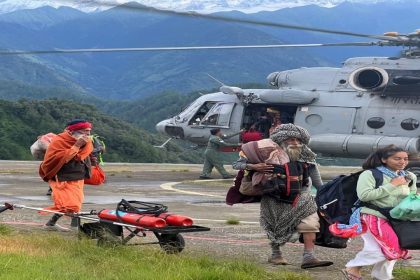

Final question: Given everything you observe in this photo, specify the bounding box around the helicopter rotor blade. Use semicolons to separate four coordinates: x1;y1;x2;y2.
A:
61;0;407;43
0;42;382;56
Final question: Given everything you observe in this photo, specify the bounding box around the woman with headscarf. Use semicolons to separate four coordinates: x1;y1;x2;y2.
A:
342;145;416;280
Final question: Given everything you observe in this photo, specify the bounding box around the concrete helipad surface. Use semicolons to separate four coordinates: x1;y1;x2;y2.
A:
0;161;418;279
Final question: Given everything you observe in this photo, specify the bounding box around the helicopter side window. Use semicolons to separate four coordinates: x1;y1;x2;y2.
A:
401;118;419;131
188;101;217;125
201;103;235;127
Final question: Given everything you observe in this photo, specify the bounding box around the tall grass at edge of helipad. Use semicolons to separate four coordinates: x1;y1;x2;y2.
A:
394;268;420;280
0;225;308;280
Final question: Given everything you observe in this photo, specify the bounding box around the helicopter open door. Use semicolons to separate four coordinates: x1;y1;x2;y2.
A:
241;104;297;138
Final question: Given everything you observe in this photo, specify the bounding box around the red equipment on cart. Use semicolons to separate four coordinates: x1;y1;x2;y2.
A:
0;200;210;254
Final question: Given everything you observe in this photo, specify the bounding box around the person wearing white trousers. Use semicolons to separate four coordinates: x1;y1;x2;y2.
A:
342;145;416;280
345;231;397;280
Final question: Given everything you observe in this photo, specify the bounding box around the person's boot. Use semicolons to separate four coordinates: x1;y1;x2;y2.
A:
43;213;70;232
301;249;333;269
43;224;71;232
268;243;289;265
268;255;289;265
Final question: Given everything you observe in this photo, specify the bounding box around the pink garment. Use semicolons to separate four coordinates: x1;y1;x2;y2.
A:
241;139;289;187
361;214;410;260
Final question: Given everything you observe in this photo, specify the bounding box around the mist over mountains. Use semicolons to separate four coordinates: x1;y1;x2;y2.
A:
0;1;419;100
0;0;415;13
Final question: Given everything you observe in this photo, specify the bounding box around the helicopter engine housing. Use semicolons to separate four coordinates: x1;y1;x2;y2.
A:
349;66;389;92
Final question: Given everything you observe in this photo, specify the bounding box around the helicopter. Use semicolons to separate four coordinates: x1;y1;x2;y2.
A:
1;1;420;177
155;45;420;161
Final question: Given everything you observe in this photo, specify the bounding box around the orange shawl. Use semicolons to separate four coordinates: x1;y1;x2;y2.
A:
39;131;93;181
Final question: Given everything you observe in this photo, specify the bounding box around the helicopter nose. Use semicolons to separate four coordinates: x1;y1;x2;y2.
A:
156;120;169;134
156;120;185;138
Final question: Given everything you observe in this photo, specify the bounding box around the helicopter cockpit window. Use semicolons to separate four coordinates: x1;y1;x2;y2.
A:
367;117;385;129
201;103;235;127
188;101;217;125
401;118;419;131
177;99;202;123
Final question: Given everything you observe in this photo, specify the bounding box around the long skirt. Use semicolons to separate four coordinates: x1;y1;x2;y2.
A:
260;193;318;246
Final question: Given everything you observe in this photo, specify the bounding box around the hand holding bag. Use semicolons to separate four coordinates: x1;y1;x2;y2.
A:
390;193;420;221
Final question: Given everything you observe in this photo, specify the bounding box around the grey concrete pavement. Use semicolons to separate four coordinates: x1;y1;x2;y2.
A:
0;161;418;279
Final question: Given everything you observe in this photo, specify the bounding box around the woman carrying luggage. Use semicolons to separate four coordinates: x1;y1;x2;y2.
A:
343;145;417;280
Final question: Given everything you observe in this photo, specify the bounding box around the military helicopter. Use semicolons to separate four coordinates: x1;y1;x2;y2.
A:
1;1;420;176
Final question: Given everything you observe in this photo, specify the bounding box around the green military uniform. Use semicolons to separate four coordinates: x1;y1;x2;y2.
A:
200;132;240;179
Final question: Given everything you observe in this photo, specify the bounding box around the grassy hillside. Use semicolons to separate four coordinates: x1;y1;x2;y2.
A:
0;80;97;102
104;83;268;131
0;99;202;163
103;91;200;131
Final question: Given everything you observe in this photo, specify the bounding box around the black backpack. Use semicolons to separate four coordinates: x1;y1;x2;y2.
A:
315;169;383;224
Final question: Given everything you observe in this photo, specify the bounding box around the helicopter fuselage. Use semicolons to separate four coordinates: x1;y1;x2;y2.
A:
156;56;420;160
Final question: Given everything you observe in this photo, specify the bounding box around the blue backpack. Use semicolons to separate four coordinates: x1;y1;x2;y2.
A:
315;169;383;224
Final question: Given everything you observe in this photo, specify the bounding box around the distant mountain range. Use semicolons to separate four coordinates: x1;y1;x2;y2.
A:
0;0;413;13
0;1;419;100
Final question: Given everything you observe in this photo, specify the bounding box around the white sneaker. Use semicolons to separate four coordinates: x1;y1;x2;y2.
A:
42;224;71;232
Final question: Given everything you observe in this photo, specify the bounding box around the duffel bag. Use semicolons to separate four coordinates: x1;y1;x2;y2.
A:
389;219;420;250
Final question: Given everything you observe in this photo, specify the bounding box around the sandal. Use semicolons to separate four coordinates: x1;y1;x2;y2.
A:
341;269;363;280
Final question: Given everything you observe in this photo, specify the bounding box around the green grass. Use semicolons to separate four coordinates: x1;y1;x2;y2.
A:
395;268;420;280
226;216;241;225
0;233;309;280
0;224;12;235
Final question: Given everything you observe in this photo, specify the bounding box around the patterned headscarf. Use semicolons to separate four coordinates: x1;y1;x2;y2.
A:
270;124;316;163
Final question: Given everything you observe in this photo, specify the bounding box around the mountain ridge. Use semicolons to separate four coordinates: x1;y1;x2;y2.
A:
0;0;411;14
0;2;419;100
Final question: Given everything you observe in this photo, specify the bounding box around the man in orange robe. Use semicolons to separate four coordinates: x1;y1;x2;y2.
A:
39;119;93;231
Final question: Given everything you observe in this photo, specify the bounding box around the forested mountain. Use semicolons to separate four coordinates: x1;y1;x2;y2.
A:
0;2;418;100
0;1;419;163
0;80;96;102
0;4;322;99
0;6;84;29
104;83;268;131
249;1;420;63
0;99;203;163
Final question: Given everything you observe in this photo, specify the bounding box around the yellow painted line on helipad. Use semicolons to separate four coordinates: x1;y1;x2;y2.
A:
160;182;224;198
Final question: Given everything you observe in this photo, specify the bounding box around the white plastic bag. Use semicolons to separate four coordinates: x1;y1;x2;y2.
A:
30;133;56;160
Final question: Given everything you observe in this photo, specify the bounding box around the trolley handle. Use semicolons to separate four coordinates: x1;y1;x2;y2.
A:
0;203;13;214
